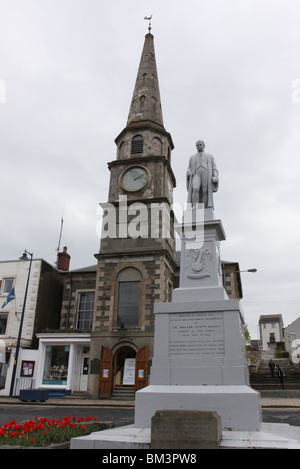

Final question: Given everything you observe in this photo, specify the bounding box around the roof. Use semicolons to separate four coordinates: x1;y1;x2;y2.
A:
66;264;98;274
259;314;284;324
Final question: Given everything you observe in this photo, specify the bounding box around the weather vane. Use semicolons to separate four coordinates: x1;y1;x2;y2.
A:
144;15;152;33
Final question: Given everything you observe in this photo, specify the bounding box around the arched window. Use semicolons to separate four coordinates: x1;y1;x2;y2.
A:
152;136;162;154
131;135;143;155
118;141;125;159
117;268;142;327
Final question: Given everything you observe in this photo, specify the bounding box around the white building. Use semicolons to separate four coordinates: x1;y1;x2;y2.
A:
283;317;300;363
258;314;284;352
35;333;91;396
0;257;63;396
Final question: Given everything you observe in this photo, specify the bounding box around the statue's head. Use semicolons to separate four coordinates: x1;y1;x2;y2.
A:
196;140;205;151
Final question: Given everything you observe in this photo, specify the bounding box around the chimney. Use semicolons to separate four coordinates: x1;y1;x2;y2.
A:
57;246;71;271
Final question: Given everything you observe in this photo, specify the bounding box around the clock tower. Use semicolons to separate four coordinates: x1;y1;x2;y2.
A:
89;32;177;399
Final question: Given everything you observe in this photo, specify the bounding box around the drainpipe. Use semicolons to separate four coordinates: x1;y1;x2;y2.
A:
66;272;72;329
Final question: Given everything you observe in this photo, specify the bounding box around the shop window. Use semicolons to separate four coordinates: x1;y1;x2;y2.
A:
42;345;69;385
77;292;94;329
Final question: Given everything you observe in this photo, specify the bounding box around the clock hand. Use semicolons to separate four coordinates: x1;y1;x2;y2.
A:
134;174;145;180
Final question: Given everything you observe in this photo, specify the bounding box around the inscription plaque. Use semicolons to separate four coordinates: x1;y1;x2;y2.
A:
169;312;224;357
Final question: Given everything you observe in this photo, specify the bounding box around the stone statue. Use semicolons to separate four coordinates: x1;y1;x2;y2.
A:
186;140;219;208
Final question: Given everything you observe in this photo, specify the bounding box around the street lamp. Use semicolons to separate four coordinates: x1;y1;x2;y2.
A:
9;250;33;398
236;269;257;273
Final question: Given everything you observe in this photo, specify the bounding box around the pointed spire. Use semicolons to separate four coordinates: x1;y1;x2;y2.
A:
127;33;164;129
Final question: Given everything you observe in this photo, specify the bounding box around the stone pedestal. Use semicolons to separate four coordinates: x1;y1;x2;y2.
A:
134;210;262;431
149;299;249;387
135;385;261;431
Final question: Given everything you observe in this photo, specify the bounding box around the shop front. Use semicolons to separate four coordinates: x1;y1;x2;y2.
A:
35;333;90;396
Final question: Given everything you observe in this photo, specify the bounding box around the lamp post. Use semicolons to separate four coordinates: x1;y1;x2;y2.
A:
9;250;33;398
236;269;257;273
222;265;257;294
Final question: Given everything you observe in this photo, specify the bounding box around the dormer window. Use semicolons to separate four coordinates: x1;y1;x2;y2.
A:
131;135;143;154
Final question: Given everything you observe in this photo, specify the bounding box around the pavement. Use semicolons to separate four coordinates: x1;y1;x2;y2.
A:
1;395;300;408
0;396;135;407
260;397;300;408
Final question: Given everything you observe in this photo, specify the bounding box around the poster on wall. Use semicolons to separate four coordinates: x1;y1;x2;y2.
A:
123;358;136;385
21;361;35;377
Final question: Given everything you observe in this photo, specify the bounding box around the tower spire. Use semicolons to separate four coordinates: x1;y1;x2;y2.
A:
126;29;164;129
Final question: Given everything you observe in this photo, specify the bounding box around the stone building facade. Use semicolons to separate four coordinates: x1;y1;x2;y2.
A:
88;32;177;399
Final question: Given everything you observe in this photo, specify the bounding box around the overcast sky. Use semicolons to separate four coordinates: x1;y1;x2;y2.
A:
1;0;300;338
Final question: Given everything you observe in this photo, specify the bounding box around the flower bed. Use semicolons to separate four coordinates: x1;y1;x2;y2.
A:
0;414;113;448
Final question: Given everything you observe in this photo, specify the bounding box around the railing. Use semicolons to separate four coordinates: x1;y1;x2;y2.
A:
15;377;35;396
249;355;261;373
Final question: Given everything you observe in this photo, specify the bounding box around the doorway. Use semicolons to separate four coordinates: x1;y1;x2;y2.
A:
79;355;89;391
113;346;136;387
99;345;148;398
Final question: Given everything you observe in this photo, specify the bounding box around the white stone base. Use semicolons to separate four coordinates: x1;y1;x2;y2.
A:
134;385;262;431
70;423;300;449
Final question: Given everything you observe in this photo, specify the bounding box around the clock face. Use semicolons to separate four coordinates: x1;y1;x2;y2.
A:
120;166;149;192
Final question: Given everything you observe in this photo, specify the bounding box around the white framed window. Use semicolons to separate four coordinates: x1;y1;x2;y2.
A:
77;292;94;330
2;278;14;294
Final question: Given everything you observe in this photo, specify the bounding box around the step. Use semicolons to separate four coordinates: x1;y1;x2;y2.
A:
251;383;300;391
258;389;300;398
250;373;300;382
112;385;135;400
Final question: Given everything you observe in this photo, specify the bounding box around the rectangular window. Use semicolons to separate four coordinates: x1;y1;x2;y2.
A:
0;314;8;335
42;345;69;385
77;292;94;329
117;281;140;327
2;278;13;294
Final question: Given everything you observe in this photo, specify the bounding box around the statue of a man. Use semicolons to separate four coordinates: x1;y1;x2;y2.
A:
186;140;219;208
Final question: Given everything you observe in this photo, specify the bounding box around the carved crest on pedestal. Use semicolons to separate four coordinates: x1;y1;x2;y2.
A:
186;248;212;279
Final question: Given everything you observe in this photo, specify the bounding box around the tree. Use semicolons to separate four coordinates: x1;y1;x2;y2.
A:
244;323;251;345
